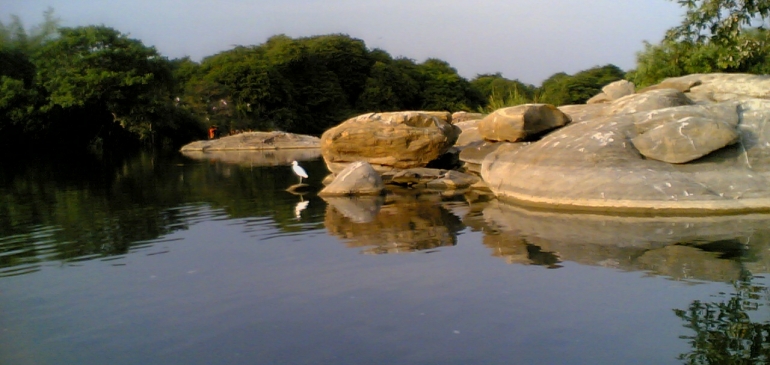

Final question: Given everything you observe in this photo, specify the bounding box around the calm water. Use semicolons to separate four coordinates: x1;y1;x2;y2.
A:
1;151;769;365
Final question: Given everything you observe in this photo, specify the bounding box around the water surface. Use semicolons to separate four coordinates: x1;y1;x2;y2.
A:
1;152;768;364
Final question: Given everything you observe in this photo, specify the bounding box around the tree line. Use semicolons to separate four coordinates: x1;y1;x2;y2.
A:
2;1;769;153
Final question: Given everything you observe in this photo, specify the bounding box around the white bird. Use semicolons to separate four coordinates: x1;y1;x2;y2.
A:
291;160;308;184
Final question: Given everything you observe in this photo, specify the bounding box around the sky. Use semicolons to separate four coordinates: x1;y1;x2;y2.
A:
1;0;684;85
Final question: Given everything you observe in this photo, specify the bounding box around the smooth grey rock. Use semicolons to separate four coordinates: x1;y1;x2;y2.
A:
458;141;516;174
319;161;384;196
632;116;739;163
601;80;635;100
480;99;770;214
606;89;694;116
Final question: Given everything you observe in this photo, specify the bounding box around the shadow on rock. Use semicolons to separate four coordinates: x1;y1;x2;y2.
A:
323;194;465;254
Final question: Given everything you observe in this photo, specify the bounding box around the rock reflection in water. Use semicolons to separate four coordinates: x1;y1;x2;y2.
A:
480;200;770;281
180;149;321;166
323;194;464;254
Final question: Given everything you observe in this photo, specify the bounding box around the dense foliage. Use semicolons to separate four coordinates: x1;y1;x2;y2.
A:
1;10;635;153
182;35;485;135
472;65;625;112
0;12;203;152
629;0;770;87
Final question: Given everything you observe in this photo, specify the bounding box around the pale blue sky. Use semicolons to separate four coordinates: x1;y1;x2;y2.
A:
1;0;684;84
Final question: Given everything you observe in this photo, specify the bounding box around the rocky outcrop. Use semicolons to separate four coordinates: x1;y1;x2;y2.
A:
320;111;460;174
481;98;770;214
180;131;320;151
319;161;384;196
472;73;770;214
477;104;571;142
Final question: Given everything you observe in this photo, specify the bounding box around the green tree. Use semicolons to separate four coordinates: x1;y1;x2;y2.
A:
537;65;624;106
629;0;770;87
0;9;60;150
416;58;483;111
471;73;536;112
34;25;178;148
357;57;420;112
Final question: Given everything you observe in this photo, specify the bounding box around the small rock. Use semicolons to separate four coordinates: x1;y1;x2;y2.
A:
319;161;385;196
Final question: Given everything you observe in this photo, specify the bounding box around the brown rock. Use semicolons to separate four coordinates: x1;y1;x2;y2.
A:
477;104;571;142
320;111;460;174
180;131;320;152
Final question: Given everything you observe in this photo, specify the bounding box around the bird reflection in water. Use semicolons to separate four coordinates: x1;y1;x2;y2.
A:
295;199;309;220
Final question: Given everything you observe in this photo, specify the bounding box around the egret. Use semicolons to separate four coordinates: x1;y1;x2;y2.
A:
291;160;308;184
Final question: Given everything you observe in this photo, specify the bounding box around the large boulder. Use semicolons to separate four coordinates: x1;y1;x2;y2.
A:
602;79;636;100
180;131;320;151
480;99;770;214
320;111;460;174
319;161;385;196
631;116;739;163
477;104;571;142
654;73;770;102
586;80;636;104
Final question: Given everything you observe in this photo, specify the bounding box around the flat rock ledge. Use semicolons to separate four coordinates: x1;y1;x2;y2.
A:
478;74;770;215
180;131;320;152
481;99;770;215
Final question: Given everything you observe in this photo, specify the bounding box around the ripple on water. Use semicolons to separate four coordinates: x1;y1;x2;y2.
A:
0;225;62;277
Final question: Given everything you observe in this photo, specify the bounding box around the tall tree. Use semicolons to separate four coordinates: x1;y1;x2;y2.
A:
34;26;176;147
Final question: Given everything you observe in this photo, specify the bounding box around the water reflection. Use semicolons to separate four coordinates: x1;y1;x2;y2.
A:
480;200;770;281
0;152;326;276
323;194;465;254
3;150;770;283
676;277;770;363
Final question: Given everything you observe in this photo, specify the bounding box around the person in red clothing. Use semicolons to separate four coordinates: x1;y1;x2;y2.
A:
208;125;219;139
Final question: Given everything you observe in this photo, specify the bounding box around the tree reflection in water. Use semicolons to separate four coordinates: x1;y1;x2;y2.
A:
676;276;770;364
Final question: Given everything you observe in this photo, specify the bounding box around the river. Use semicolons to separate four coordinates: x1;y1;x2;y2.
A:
1;151;768;364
